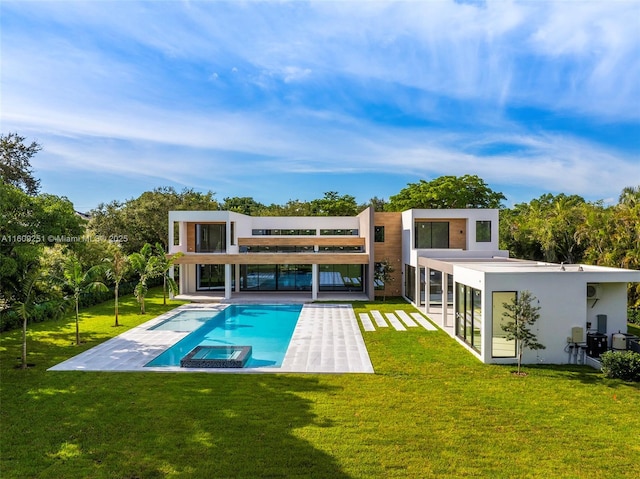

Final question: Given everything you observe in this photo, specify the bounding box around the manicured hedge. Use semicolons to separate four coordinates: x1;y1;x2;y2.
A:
600;350;640;382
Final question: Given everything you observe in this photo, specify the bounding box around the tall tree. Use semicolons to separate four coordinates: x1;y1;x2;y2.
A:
221;196;266;216
501;194;588;264
0;132;42;195
501;290;545;375
89;187;218;253
0;183;84;312
55;254;108;345
310;191;359;216
619;185;640;207
367;196;387;212
386;175;506;211
11;264;41;369
153;243;183;305
104;245;130;327
129;243;159;314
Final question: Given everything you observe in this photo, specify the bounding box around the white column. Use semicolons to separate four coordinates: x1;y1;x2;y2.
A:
312;264;319;300
169;265;175;298
441;271;448;327
424;267;430;314
225;264;232;299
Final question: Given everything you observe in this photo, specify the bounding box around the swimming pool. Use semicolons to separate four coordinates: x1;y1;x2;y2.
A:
145;304;302;368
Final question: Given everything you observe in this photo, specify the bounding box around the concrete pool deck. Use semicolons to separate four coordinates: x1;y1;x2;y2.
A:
48;303;374;374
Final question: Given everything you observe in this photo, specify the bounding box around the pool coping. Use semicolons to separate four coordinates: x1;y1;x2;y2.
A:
47;303;374;374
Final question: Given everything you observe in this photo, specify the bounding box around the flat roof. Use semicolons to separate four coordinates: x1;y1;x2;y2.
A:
419;256;640;279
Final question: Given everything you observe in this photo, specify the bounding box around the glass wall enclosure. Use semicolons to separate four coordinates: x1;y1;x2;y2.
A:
455;283;482;354
196;224;226;253
492;292;517;357
427;271;453;307
415;222;449;248
240;264;312;291
319;265;363;291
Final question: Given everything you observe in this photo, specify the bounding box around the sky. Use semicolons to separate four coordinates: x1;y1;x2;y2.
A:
1;0;639;212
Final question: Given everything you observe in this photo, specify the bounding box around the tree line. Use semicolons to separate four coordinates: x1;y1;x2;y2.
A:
2;132;639;345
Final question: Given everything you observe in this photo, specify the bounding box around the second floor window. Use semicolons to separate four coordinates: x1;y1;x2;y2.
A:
476;220;491;242
415;221;449;248
196;224;226;253
374;226;385;242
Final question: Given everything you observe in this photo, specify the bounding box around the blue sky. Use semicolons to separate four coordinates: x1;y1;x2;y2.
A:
1;0;639;212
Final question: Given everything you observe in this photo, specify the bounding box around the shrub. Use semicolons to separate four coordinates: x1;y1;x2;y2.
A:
628;308;640;325
600;350;640;382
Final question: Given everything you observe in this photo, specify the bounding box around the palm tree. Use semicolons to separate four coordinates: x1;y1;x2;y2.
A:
57;254;108;345
153;243;183;305
11;265;41;369
129;243;159;314
104;246;130;326
619;185;640;207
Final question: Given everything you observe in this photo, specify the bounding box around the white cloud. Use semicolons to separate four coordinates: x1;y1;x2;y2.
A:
2;0;638;208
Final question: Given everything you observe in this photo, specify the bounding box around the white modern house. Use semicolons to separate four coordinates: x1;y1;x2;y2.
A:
168;207;640;365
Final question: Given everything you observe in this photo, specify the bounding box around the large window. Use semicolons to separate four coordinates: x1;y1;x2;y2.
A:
476;221;491;242
197;264;225;291
252;229;316;236
319;265;363;291
196;224;226;253
492;292;517;357
415;222;449;248
239;264;312;291
320;229;358;236
455;283;482;354
405;264;416;302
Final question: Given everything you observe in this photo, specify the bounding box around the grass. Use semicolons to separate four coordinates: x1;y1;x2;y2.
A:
1;291;639;478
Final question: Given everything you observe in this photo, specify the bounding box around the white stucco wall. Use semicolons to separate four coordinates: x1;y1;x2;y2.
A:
479;273;630;364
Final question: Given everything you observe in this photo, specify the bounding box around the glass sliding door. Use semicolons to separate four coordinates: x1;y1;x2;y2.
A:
240;264;313;292
319;265;363;292
197;264;225;291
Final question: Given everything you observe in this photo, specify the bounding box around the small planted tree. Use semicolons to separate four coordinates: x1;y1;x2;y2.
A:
501;290;545;375
104;245;130;327
374;259;395;302
56;254;108;345
129;243;159;314
153;243;183;305
12;265;40;369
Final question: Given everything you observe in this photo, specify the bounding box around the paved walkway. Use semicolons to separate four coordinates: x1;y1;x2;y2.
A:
49;304;374;374
357;310;438;332
281;304;373;373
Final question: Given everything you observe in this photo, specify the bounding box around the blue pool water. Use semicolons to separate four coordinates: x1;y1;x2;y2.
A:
145;304;302;368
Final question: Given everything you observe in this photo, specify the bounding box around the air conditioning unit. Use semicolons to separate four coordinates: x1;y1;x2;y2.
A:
586;283;601;300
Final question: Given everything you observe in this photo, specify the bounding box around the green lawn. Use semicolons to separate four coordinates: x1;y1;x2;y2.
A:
1;291;639;478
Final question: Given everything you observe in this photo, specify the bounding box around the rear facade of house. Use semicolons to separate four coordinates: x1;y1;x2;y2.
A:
169;208;640;365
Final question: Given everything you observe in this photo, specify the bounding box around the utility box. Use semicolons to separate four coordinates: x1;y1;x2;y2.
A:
596;314;607;334
586;333;608;358
572;327;584;343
